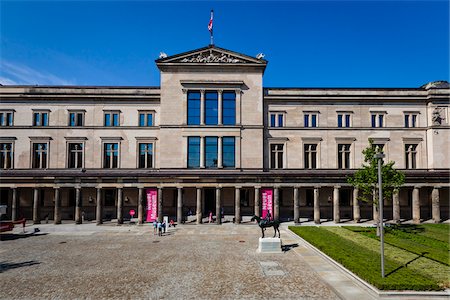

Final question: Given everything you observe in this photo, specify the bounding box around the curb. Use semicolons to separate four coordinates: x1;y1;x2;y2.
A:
285;226;450;299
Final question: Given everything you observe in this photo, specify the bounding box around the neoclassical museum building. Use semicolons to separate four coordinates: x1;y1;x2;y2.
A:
0;45;449;225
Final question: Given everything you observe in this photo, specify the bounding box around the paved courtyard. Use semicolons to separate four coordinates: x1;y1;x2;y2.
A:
0;222;345;300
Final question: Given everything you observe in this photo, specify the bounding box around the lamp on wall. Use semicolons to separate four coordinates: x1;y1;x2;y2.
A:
88;196;93;203
125;196;129;203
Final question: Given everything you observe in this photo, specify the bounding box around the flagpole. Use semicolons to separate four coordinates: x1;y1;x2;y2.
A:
210;10;214;46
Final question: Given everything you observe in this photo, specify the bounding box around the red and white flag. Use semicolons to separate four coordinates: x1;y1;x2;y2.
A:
208;10;213;32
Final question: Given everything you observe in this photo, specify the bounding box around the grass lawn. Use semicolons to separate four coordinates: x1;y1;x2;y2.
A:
289;224;450;291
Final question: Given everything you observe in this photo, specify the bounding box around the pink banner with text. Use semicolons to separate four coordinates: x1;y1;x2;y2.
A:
261;188;273;220
146;188;158;222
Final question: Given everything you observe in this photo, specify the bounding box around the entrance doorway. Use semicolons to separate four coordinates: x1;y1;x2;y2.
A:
203;189;216;215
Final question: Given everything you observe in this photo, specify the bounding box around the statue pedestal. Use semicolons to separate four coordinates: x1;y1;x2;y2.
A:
257;237;282;253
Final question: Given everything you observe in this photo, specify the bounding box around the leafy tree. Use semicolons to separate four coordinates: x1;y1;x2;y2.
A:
347;139;405;207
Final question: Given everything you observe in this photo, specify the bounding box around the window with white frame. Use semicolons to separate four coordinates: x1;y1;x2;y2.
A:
103;143;119;168
138;143;154;168
270;143;284;169
304;112;318;127
0;143;13;169
104;111;120;127
405;144;417;169
337;144;351;169
0;111;14;126
304;144;317;169
371;112;386;128
404;112;418;128
69;111;85;127
139;111;154;127
68;143;84;168
32;142;49;168
33;110;49;126
269;112;285;127
337;112;352;128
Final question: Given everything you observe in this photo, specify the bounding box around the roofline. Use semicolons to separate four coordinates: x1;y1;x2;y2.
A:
264;87;424;91
0;85;160;89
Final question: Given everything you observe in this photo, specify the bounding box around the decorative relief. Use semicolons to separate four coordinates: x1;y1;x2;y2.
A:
432;107;446;125
180;51;244;63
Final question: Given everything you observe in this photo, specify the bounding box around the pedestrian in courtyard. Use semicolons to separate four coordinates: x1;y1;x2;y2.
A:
157;221;162;236
162;220;166;234
153;220;157;235
208;211;213;223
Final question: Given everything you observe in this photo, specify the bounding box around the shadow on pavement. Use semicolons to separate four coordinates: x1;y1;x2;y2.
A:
282;243;299;252
0;260;41;273
0;232;48;241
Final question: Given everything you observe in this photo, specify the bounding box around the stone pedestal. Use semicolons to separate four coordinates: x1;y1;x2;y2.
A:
257;238;282;253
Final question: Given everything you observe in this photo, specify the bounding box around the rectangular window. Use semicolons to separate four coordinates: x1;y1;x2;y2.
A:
304;144;317;169
404;113;418;128
304;113;318;127
270;144;284;169
338;144;351;169
33;111;49;126
0;143;13;169
139;112;154;127
69;112;84;126
68;143;83;168
372;144;385;153
306;189;314;207
405;144;417;169
222;91;236;125
0;111;13;126
187;91;201;125
371;113;385;128
32;143;48;168
103;143;119;168
337;113;351;128
222;137;235;168
104;112;119;127
187;137;200;168
205;136;218;168
205;91;218;125
269;112;284;127
138;143;153;168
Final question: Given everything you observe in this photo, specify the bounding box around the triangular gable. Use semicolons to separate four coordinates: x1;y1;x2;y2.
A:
156;45;267;65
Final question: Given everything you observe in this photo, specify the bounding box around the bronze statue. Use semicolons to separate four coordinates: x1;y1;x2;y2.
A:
251;215;280;238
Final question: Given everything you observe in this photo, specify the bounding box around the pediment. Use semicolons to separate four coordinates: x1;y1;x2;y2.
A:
156;45;267;66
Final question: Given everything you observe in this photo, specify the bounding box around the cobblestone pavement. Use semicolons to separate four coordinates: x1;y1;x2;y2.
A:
1;223;340;300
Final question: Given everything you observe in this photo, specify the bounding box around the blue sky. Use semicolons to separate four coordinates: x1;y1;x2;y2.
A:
1;1;449;87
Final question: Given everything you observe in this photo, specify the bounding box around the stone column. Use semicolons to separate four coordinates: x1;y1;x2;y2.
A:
33;188;40;224
254;187;260;217
200;90;205;125
157;187;163;223
200;137;205;168
11;188;18;221
138;188;144;225
117;188;123;224
431;187;441;223
218;90;223;125
235;187;241;223
196;187;202;224
216;187;221;225
293;187;300;224
412;187;420;224
313;187;320;224
96;187;103;225
54;187;61;225
353;188;360;223
75;187;82;224
274;187;280;221
218;137;223;168
392;189;400;224
333;186;340;223
177;187;183;224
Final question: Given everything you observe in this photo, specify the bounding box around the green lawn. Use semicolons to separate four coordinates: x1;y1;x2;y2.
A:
289;224;450;291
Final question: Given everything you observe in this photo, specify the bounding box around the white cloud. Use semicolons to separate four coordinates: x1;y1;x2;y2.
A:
0;76;18;85
0;61;74;85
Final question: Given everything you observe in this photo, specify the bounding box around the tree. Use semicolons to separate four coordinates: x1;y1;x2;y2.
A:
347;139;405;211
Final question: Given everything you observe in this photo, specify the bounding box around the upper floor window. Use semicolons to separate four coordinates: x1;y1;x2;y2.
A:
337;144;351;169
205;91;218;125
32;143;48;168
269;112;284;127
0;111;14;126
304;144;317;169
138;143;154;168
67;143;83;168
103;143;119;168
222;137;235;168
337;113;351;128
372;144;385;153
270;144;284;169
222;91;236;125
404;113;418;128
371;112;385;128
33;111;49;126
405;144;417;169
104;111;120;127
187;137;201;168
304;112;318;127
69;111;85;127
205;136;218;168
139;111;154;127
187;91;201;125
0;143;13;169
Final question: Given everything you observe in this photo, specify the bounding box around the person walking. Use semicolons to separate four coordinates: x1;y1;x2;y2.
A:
208;211;213;223
157;221;162;236
153;220;157;235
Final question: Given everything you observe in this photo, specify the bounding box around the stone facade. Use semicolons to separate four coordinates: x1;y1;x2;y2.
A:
0;45;449;224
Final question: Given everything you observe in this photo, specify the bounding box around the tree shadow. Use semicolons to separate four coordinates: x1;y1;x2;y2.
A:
385;252;428;277
0;261;41;273
281;243;299;252
0;232;48;241
385;224;425;235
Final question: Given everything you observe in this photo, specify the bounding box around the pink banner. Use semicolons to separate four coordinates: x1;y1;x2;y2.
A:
146;188;158;222
261;188;273;220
